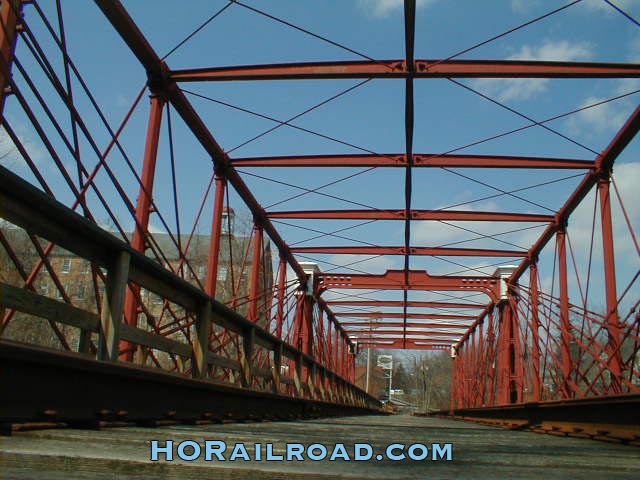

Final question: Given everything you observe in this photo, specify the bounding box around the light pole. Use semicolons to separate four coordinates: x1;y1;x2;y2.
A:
377;354;393;401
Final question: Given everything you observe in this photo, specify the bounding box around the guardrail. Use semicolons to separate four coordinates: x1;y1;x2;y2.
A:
0;164;381;419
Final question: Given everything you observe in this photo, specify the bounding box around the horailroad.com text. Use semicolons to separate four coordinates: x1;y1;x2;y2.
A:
150;440;453;462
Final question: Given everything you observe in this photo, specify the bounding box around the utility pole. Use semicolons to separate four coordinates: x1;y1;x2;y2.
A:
365;347;371;394
389;356;393;401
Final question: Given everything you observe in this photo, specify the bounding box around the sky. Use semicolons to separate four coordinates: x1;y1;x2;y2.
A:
1;0;639;341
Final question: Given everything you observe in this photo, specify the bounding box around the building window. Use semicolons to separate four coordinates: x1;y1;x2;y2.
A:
82;261;91;274
77;285;85;300
62;258;72;274
198;265;206;279
57;285;68;299
40;284;49;296
217;265;228;281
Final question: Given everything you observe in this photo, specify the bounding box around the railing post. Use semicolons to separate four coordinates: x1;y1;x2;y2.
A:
272;342;282;394
122;93;165;362
192;301;211;378
598;174;623;393
98;251;130;362
529;261;542;401
293;351;303;396
240;325;255;388
0;0;22;119
204;172;226;297
557;227;574;398
248;224;263;322
309;363;318;399
275;256;286;338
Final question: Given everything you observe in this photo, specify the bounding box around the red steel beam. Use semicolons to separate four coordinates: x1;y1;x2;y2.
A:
342;322;469;329
326;300;486;309
358;340;450;350
171;59;640;81
92;0;359;348
319;270;500;300
350;332;462;338
510;105;640;283
334;312;476;320
232;153;593;169
268;209;554;222
291;246;526;257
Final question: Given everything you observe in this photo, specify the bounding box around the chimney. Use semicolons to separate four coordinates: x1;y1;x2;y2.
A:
221;207;235;235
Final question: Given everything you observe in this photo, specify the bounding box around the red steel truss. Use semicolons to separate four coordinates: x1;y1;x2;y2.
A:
0;0;637;414
171;59;640;81
231;154;594;169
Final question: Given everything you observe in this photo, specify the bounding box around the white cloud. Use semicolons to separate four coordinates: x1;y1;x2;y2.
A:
328;253;397;274
511;41;593;62
582;0;639;14
412;200;508;246
115;93;130;109
0;123;47;173
628;36;640;63
566;95;630;135
511;0;539;14
358;0;438;18
473;40;593;102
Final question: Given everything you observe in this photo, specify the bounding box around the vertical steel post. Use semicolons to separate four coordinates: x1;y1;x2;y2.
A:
317;308;325;363
275;256;286;338
327;321;333;371
0;0;21;119
478;321;485;405
450;355;457;412
334;335;340;377
121;93;165;362
510;294;524;403
529;261;542;401
248;224;263;322
557;227;573;398
496;301;510;404
487;310;496;406
204;173;226;297
598;174;623;393
470;330;477;406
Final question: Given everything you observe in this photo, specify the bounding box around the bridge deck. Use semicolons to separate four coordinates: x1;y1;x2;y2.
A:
1;415;638;479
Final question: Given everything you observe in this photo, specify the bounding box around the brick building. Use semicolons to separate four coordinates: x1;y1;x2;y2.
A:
0;212;274;348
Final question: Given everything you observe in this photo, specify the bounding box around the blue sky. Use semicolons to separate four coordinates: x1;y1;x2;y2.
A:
2;0;639;322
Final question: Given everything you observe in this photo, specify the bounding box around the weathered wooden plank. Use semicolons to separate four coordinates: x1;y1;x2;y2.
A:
0;282;99;332
119;324;192;357
253;366;272;379
206;351;241;371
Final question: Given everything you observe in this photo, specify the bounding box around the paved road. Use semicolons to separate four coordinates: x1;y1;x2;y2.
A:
1;415;638;479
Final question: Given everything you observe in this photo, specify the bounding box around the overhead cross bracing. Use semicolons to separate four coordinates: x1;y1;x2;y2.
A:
0;0;638;419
